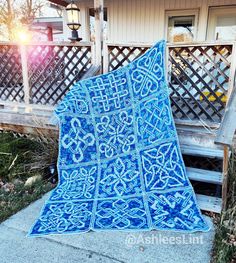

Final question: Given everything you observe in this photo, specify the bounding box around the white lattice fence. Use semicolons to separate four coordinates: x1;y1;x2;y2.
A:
0;44;24;102
27;44;92;105
0;42;92;106
105;42;234;123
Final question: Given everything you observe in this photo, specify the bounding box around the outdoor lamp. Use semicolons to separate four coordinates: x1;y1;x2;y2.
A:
66;1;82;41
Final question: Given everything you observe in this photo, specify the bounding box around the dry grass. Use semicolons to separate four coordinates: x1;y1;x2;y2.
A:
212;147;236;263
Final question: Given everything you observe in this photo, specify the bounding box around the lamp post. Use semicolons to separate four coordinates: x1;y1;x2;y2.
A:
66;1;82;41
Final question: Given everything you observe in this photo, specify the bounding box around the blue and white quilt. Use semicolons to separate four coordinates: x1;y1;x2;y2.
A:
29;40;210;236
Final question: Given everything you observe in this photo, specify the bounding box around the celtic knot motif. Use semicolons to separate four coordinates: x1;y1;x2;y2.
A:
136;98;174;145
36;201;93;234
61;117;95;163
96;110;135;158
50;166;97;201
94;198;147;229
99;157;141;197
87;71;131;113
131;46;164;99
148;189;208;231
55;83;89;115
141;141;187;191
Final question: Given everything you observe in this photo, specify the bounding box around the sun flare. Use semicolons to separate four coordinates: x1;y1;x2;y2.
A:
15;28;32;44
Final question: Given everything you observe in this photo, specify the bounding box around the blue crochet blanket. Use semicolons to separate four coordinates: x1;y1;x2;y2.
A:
29;40;210;236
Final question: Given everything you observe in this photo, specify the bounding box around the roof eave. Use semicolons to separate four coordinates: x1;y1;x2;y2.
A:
47;0;68;7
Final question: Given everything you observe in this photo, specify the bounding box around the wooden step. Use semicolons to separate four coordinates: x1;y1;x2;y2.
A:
196;194;222;213
186;167;222;184
0;110;58;137
180;144;224;159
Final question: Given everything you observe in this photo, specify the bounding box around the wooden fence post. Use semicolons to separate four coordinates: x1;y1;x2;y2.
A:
222;145;229;211
94;0;104;69
91;42;96;66
103;43;108;73
227;41;236;99
19;44;30;111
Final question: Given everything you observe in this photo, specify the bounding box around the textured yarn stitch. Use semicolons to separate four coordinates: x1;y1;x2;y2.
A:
29;40;210;236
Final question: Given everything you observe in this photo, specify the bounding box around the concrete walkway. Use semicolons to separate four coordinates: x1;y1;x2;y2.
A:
0;193;215;263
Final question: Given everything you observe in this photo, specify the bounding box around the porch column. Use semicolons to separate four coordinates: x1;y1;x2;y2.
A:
19;45;30;110
198;1;209;41
94;0;104;67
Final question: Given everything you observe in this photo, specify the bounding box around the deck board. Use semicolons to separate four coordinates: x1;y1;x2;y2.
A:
196;194;222;213
187;167;222;184
180;144;224;159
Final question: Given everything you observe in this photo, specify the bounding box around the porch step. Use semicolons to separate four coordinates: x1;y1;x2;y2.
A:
180;144;224;159
0;110;58;136
196;194;222;213
186;167;222;184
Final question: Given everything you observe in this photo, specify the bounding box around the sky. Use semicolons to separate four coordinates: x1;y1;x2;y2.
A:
12;0;61;18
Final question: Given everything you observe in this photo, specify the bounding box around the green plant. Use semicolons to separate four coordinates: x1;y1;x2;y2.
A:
0;132;43;181
0;131;58;223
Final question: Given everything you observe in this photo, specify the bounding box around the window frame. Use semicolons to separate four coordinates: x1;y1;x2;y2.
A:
165;9;199;43
207;5;236;41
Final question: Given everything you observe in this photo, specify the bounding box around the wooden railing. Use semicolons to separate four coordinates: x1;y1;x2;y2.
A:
215;70;236;146
104;42;236;126
0;42;93;106
1;40;236;145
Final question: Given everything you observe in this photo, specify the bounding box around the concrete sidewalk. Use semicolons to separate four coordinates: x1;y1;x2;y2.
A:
0;193;215;263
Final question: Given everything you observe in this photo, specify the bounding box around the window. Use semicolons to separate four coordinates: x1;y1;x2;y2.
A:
89;8;108;41
207;6;236;41
166;10;198;43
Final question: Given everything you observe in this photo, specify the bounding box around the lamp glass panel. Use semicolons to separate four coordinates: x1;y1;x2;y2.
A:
67;4;80;24
68;24;80;30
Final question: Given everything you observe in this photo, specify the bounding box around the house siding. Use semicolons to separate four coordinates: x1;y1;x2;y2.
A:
76;0;236;43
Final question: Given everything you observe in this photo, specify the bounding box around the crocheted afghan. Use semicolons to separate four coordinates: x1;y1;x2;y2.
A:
29;40;210;236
